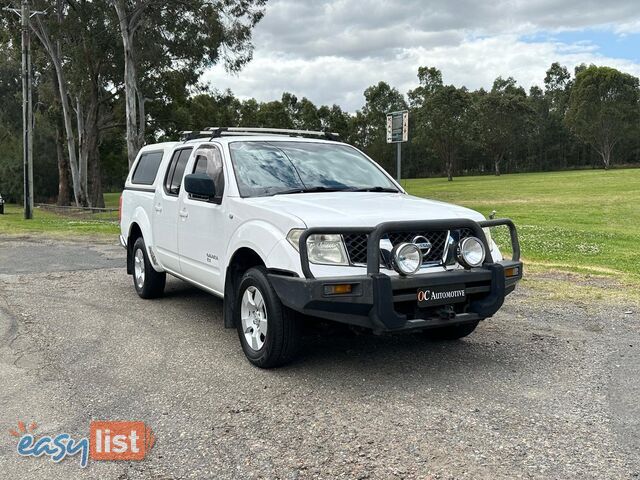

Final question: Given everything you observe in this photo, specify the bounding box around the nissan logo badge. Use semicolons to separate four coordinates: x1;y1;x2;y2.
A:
412;235;432;255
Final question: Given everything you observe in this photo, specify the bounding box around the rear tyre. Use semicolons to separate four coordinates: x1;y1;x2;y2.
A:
423;321;480;340
235;266;300;368
132;237;166;299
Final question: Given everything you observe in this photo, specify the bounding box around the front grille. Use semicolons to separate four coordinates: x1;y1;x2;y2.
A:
343;228;476;267
387;230;448;263
343;233;369;265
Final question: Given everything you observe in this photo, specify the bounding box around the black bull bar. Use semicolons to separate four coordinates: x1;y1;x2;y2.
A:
267;218;522;331
298;218;520;279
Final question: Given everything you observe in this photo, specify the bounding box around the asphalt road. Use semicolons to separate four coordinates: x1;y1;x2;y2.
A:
0;235;639;479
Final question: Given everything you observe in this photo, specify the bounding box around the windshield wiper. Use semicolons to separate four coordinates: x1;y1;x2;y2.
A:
351;186;399;193
270;185;399;196
272;186;353;196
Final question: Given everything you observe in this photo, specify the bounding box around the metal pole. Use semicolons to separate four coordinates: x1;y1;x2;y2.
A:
21;0;32;219
5;2;43;219
26;0;34;219
396;142;401;181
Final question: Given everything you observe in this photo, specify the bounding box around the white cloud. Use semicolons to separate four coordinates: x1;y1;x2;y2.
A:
204;0;640;112
614;19;640;34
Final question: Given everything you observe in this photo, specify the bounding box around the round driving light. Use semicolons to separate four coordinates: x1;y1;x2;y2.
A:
391;242;423;276
457;237;486;268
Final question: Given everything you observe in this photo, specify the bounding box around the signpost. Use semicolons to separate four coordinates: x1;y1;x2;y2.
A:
386;110;408;181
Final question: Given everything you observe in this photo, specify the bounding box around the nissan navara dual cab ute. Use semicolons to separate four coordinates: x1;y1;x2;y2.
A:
119;127;522;368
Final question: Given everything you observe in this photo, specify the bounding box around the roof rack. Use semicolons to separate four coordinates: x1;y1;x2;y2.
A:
179;128;225;142
179;127;340;142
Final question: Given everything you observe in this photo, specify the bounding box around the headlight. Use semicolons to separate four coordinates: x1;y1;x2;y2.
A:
391;242;423;275
307;234;348;265
457;236;486;268
287;230;349;265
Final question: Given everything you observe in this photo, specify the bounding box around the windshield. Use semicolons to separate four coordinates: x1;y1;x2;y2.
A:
228;141;399;197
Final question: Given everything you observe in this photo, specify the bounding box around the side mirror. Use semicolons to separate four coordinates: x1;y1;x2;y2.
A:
184;173;216;198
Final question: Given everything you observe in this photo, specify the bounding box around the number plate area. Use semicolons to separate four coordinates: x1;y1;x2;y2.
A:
417;284;466;308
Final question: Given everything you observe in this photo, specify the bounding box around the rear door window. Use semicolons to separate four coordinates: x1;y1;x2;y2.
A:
131;151;163;185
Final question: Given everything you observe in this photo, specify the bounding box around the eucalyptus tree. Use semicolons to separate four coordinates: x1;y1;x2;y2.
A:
0;43;23;201
427;85;471;181
409;67;472;181
541;62;573;168
110;0;267;167
281;93;322;131
407;66;443;108
566;65;640;169
317;104;351;140
476;77;533;175
354;81;407;173
16;0;121;206
256;98;294;128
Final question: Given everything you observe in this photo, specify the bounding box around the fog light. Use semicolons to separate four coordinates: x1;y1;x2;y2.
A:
391;243;423;276
457;237;486;268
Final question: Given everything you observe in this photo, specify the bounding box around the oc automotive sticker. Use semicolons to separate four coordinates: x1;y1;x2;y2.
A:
417;284;466;306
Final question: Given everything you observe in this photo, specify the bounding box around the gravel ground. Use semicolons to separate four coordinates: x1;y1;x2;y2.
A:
0;236;639;479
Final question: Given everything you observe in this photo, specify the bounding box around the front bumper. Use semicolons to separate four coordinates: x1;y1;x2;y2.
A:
269;218;523;332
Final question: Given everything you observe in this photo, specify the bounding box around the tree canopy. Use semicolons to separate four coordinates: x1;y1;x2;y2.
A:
0;5;639;208
566;65;640;169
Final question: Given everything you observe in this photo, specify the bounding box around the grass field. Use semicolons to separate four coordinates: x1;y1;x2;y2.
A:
0;192;121;237
103;192;120;208
0;204;119;236
404;168;640;282
2;168;639;283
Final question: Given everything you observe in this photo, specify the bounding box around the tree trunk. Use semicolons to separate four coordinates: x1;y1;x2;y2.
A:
602;146;611;170
75;89;103;206
595;141;613;170
446;144;454;181
56;125;71;206
113;0;145;167
123;37;141;168
31;16;86;206
85;91;104;208
51;67;70;206
76;97;89;201
494;156;501;176
88;146;104;208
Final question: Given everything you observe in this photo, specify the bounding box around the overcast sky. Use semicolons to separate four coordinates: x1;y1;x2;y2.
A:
204;0;640;112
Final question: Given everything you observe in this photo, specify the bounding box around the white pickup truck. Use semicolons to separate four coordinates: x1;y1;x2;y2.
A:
119;127;522;368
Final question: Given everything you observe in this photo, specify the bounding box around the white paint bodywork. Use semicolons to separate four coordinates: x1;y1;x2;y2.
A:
120;136;500;298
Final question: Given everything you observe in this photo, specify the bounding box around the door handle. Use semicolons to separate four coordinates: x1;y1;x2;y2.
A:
154;204;163;213
179;209;189;218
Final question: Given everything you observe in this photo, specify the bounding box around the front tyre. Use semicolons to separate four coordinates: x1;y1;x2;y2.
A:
235;267;300;368
132;237;166;299
423;320;480;340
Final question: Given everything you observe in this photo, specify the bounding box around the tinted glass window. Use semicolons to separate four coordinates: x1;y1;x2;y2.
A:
165;148;192;195
164;151;180;193
132;151;163;185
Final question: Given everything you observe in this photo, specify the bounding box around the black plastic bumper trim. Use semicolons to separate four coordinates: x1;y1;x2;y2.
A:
269;260;522;332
